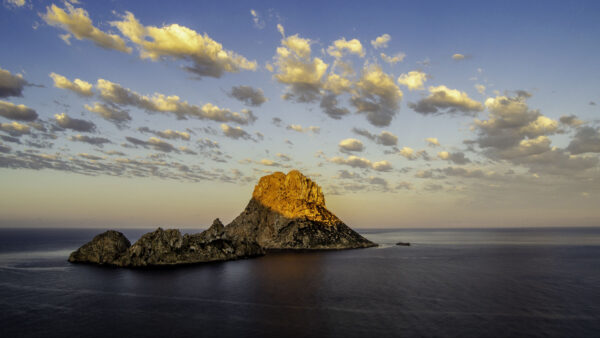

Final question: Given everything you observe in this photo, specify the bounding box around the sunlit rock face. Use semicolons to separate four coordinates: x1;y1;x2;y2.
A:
226;170;376;250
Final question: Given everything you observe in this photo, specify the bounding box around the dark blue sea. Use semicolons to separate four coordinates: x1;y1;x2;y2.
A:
1;227;599;337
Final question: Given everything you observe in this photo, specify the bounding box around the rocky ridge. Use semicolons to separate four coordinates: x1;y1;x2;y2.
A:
69;170;376;267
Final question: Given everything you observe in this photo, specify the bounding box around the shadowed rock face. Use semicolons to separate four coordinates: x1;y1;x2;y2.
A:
69;170;375;267
69;219;264;267
225;170;376;249
68;230;131;265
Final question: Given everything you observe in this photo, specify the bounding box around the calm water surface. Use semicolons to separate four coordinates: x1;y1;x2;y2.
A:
1;227;599;337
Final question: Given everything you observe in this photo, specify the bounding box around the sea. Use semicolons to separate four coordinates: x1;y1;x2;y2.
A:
1;227;599;338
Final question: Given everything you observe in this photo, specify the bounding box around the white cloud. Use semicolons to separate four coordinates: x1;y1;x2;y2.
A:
327;38;365;58
339;138;364;152
397;71;427;91
273;28;328;102
372;160;392;172
329;155;372;169
111;11;256;78
380;52;405;65
452;53;465;60
371;34;390;49
399;147;417;160
43;3;131;53
425;137;440;147
50;72;93;97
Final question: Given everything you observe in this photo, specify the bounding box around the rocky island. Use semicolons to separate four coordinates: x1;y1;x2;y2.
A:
69;170;377;267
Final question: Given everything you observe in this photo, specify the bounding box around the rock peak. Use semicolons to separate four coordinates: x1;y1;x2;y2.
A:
251;170;330;222
226;170;376;249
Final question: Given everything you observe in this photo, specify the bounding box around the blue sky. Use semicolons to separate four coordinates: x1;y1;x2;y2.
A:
1;0;599;228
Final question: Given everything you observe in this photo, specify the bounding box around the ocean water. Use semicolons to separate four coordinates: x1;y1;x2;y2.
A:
1;227;599;338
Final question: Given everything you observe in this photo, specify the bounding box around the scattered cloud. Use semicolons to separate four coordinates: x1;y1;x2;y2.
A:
452;53;465;60
395;181;412;190
409;85;483;115
330;155;372;169
351;64;403;127
276;153;291;161
0;100;38;121
475;84;486;95
49;72;93;97
567;126;600;154
285;124;320;133
229;85;267;106
372;160;392;172
54;113;96;132
367;176;389;188
380;52;405;65
273;28;327;103
84;102;131;126
371;34;390;49
559;114;584;127
0;67;27;98
320;93;350;119
250;9;265;29
472;93;559;156
221;123;251;140
327;38;365;58
1;121;30;136
258;159;280;167
69;134;111;146
438;151;471;164
125;136;177;152
425;137;440;147
329;155;391;172
111;11;257;78
397;71;427;91
43;3;131;53
352;128;397;146
5;0;26;8
96;78;256;124
398;146;417;160
339;138;364;153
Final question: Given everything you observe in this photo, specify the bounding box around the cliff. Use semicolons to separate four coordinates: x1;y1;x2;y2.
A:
68;170;376;267
225;170;376;249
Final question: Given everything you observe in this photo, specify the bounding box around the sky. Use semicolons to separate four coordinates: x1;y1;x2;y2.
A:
1;0;599;229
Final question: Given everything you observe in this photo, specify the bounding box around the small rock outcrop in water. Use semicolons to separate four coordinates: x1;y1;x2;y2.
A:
226;170;376;249
68;230;131;264
69;170;376;267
